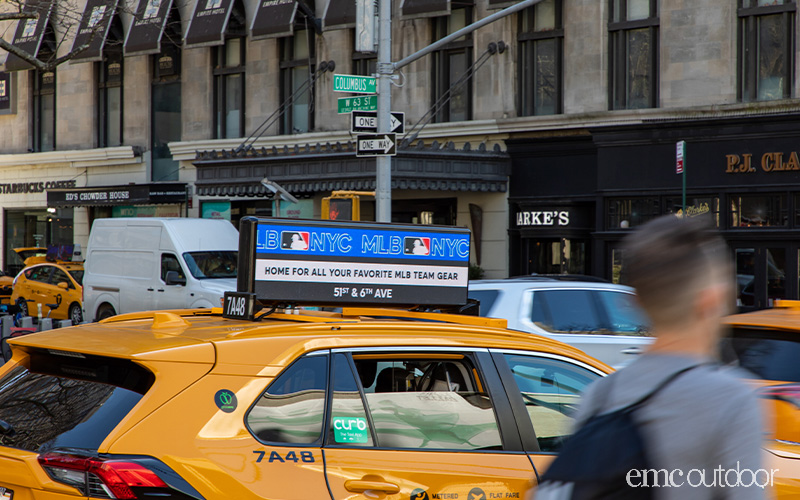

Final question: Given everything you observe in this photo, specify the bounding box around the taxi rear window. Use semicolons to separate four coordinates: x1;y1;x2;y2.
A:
721;328;800;382
0;350;154;453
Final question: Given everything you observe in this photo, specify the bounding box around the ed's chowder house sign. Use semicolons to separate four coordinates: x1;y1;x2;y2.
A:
516;210;570;227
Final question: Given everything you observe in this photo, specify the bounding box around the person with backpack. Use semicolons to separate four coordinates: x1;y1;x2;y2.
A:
538;215;767;500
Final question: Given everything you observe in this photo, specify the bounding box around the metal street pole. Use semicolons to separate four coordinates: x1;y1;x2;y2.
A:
375;0;392;222
372;0;543;222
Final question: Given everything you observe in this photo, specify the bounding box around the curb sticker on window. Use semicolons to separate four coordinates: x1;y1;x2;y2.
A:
215;389;238;413
332;416;369;443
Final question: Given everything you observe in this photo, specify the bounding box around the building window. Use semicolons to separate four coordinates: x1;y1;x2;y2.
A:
280;28;315;134
97;17;124;148
151;8;182;182
608;0;658;110
607;197;660;229
518;0;563;116
214;37;246;138
730;194;787;227
666;196;720;227
31;24;56;152
214;1;246;139
738;0;796;102
432;6;473;123
352;27;376;75
32;69;56;152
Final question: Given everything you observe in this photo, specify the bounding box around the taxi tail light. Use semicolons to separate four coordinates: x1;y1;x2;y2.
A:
759;384;800;409
38;452;167;499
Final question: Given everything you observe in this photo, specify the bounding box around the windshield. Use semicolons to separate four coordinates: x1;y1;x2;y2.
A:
0;351;153;453
183;251;238;279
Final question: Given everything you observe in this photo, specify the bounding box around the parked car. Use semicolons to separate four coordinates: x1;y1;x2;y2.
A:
468;279;652;367
11;260;84;324
82;217;238;321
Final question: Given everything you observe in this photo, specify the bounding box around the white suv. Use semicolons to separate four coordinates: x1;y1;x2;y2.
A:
468;278;652;367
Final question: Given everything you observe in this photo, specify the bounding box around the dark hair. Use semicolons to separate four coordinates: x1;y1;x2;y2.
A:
623;215;731;328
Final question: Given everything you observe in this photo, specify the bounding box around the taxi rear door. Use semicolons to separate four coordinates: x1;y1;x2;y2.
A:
488;350;608;479
323;349;536;500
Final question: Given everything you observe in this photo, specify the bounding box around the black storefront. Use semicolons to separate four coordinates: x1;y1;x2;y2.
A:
192;141;509;229
47;182;188;223
508;113;800;310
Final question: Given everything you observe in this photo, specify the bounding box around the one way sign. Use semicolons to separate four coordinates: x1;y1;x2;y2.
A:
356;133;396;157
351;111;405;134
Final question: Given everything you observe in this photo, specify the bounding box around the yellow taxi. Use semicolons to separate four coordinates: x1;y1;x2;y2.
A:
0;305;609;500
0;248;47;305
722;300;800;495
11;260;84;324
0;218;615;500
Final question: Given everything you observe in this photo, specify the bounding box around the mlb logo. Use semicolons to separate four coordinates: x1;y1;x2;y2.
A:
404;237;430;256
281;231;309;250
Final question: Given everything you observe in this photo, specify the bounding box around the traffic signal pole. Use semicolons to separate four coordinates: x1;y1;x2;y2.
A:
373;0;544;222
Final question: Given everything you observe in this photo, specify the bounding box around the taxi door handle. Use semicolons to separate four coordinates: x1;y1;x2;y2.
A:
147;288;154;292
621;347;643;355
344;479;400;494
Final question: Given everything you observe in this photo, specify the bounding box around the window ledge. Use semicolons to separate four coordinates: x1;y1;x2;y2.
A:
0;146;141;168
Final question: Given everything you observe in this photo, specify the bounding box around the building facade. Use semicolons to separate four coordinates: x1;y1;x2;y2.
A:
0;0;799;291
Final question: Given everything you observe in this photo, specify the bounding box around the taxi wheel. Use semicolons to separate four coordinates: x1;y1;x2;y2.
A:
16;298;28;317
69;303;83;325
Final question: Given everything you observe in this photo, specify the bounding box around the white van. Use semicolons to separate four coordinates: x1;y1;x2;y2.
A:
83;218;239;321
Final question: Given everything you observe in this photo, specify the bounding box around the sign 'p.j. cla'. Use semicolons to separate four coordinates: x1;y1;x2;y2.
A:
236;217;471;307
726;152;800;174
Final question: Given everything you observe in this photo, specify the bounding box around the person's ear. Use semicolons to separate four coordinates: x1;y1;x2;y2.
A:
694;282;729;322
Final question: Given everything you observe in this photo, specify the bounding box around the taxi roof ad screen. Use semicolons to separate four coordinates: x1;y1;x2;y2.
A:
246;218;471;306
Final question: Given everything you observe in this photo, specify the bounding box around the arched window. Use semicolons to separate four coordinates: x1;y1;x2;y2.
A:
213;0;246;139
31;23;56;152
98;16;124;147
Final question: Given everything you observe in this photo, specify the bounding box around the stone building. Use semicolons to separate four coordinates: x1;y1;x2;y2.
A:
0;0;799;293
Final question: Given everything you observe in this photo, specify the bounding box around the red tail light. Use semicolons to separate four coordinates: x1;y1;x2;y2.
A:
38;452;167;499
759;384;800;409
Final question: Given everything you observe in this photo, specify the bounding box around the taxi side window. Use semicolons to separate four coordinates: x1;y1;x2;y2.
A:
352;355;503;451
328;353;374;447
29;266;52;283
51;268;72;288
160;253;185;282
246;354;328;444
503;354;601;452
531;290;602;334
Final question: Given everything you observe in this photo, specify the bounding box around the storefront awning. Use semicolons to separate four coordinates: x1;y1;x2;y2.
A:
251;0;299;39
69;0;120;63
47;183;187;208
185;0;235;47
400;0;449;19
5;0;54;72
323;0;355;30
124;0;174;56
192;141;509;195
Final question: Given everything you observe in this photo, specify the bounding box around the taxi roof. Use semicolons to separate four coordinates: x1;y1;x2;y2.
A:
724;300;800;331
8;308;609;373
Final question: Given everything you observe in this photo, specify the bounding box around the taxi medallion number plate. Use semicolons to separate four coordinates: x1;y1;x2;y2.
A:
0;487;13;500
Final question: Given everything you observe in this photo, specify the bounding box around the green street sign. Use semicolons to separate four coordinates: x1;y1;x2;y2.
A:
333;74;377;94
338;95;378;114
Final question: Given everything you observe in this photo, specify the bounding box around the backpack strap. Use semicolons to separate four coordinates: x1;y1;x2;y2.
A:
621;363;704;412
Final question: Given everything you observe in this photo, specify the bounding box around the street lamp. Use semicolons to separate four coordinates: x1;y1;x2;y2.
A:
260;178;298;217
